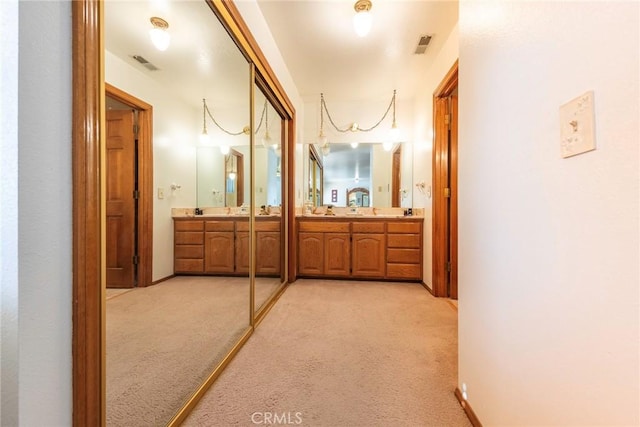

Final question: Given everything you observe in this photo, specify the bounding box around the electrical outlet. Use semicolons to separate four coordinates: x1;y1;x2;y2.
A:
158;187;165;199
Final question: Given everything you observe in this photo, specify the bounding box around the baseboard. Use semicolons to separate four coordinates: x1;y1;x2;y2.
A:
151;274;175;286
420;281;434;295
454;387;482;427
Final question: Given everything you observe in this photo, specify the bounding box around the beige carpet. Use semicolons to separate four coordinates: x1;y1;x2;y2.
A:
107;276;251;426
184;279;470;427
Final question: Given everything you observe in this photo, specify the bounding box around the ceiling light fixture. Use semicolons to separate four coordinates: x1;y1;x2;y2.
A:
318;90;400;148
149;17;170;51
353;0;373;37
200;98;252;153
317;94;330;156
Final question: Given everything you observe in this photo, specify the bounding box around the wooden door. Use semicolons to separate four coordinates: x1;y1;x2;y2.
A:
432;61;459;298
106;110;136;288
392;145;401;207
352;233;386;278
235;231;250;274
324;233;350;277
256;231;281;276
205;231;235;273
298;232;323;275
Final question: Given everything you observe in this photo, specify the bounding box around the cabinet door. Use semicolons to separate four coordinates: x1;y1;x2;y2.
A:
298;232;324;275
256;231;281;276
235;231;250;274
204;232;235;273
324;233;351;277
352;233;386;278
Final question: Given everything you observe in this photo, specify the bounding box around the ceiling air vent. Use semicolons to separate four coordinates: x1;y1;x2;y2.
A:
414;35;432;55
133;55;159;71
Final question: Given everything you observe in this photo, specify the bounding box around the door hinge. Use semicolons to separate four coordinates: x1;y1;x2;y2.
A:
446;261;451;272
133;255;139;265
133;190;140;199
444;187;451;198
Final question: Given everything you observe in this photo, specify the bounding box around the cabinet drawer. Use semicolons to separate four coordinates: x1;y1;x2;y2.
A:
387;234;420;248
387;248;421;264
175;220;204;231
386;263;421;280
352;222;384;233
175;245;203;259
298;221;349;233
387;221;421;233
175;259;204;273
205;221;235;232
236;220;281;232
175;231;203;245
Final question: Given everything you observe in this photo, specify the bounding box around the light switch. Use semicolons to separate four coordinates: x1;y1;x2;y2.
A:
559;91;596;158
157;187;164;199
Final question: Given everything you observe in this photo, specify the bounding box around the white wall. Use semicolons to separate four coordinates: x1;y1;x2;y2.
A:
458;1;639;425
14;1;73;425
1;0;19;424
106;51;200;281
413;23;459;288
234;0;305;209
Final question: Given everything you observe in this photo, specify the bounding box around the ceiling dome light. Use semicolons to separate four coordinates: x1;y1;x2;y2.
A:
353;0;372;37
149;17;170;51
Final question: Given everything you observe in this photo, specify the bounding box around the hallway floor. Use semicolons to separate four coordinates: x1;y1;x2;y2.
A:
184;279;470;427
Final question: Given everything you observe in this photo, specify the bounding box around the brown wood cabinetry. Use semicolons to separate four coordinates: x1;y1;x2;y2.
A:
296;217;422;281
351;220;386;278
386;221;422;280
204;221;235;273
298;232;324;275
173;217;281;276
174;220;204;273
298;221;351;277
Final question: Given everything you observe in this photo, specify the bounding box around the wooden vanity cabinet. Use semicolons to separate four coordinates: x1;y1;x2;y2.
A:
296;217;423;281
298;221;350;277
351;222;386;278
237;219;282;276
174;220;205;273
204;221;235;273
298;232;324;275
386;221;422;280
174;217;281;276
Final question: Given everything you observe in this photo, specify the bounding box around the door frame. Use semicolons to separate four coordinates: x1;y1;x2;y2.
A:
432;60;458;298
106;83;153;288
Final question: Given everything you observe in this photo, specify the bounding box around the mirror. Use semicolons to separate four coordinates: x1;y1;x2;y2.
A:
253;83;286;314
305;142;413;207
104;1;251;425
308;145;323;207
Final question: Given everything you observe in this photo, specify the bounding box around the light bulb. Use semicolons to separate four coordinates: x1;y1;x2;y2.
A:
383;142;393;151
228;172;236;181
149;17;170;51
261;130;273;148
199;132;210;145
220;145;230;155
353;10;372;37
321;143;330;156
350;142;359;149
389;122;400;142
317;132;327;146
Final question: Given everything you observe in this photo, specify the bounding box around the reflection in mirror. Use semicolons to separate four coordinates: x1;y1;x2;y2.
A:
306;142;413;207
104;1;251;425
225;149;244;207
253;84;285;314
308;145;323;207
